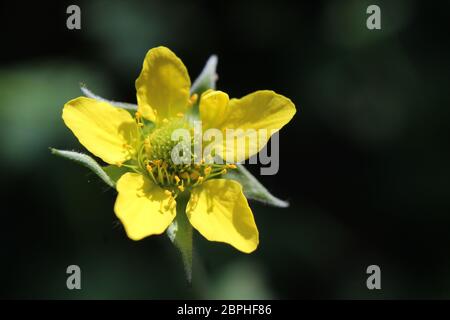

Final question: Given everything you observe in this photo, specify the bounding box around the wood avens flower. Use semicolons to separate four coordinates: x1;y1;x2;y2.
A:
54;46;296;280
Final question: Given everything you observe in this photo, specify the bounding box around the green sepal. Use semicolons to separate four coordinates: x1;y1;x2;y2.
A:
190;55;218;96
166;192;193;283
226;164;289;208
80;83;138;111
51;148;117;188
51;148;131;189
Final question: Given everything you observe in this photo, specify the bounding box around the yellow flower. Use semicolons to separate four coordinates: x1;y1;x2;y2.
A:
62;46;295;253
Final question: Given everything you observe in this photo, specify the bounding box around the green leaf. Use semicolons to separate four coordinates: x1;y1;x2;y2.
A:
190;55;218;96
50;148;116;188
80;83;138;111
226;164;289;208
167;192;193;283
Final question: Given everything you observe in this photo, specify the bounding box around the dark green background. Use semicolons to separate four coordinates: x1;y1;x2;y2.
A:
1;0;449;299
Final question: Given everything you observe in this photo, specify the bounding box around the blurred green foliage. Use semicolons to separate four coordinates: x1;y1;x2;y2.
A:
1;0;449;299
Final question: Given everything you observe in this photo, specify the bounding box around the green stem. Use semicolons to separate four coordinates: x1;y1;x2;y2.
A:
167;192;193;283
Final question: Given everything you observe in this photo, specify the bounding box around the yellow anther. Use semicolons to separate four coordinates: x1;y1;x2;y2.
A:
227;164;237;169
153;160;161;166
146;164;153;172
162;118;169;124
189;93;198;105
135;112;144;127
164;190;172;196
204;167;212;175
197;176;204;183
174;175;180;183
144;138;151;154
221;169;227;175
190;171;200;180
176;112;184;118
178;185;185;192
165;196;176;211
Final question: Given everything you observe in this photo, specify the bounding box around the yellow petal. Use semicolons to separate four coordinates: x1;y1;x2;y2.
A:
199;90;229;129
62;97;139;165
200;90;296;162
136;46;191;122
114;173;176;240
186;179;259;253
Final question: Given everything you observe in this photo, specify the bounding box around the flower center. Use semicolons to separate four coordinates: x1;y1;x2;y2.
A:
146;118;189;162
134;116;235;195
